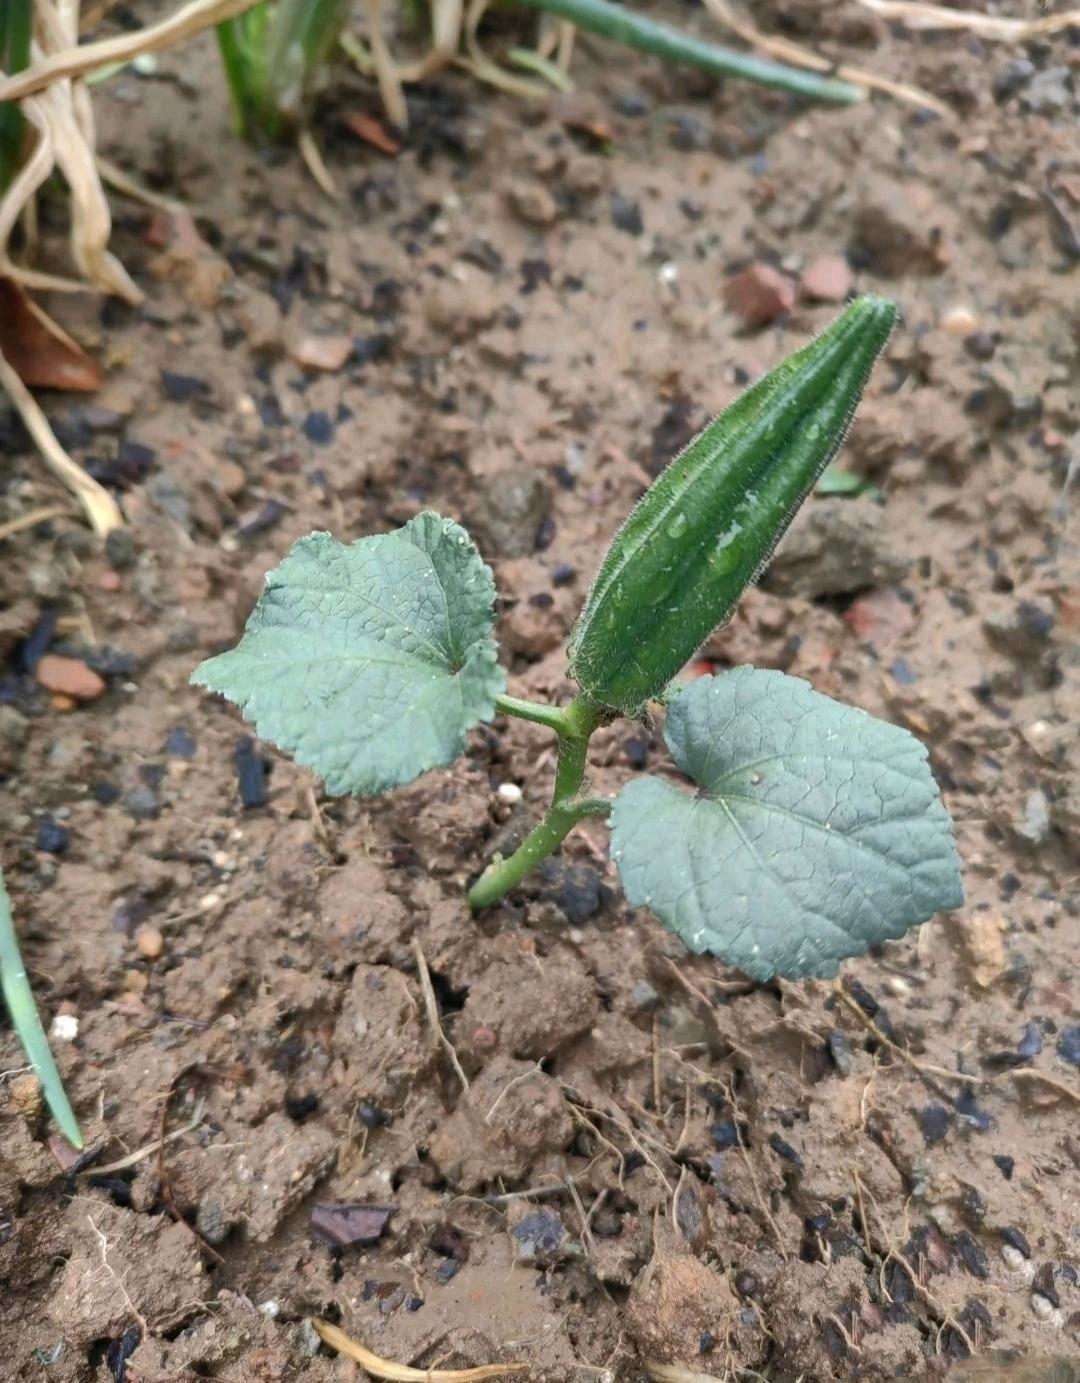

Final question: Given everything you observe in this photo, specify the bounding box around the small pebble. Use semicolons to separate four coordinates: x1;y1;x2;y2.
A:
135;925;164;959
35;654;106;702
614;91;649;117
508;180;558;227
496;782;522;804
964;330;997;362
1031;1292;1055;1320
800;253;853;303
104;528;137;570
35;814;70;855
160;370;209;403
920;1104;952;1145
1056;1026;1080;1067
1001;1244;1026;1271
941;306;979;336
610;192;644;236
992;58;1035;103
725;263;796;327
166;726;197;759
291;334;352;373
631;979;661;1012
1001;1226;1032;1258
234;736;268;809
50;1013;78;1042
993;1154;1015;1181
302;411;334;446
123;786;159;821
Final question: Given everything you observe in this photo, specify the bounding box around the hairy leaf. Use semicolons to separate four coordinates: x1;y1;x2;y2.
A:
569;297;897;714
192;512;505;795
610;667;963;980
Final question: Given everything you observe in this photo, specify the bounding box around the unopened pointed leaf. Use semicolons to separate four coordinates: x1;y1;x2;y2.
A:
569;296;897;714
192;512;505;796
610;667;963;981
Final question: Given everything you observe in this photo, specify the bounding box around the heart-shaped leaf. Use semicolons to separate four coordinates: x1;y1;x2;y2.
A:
610;667;963;980
192;512;505;795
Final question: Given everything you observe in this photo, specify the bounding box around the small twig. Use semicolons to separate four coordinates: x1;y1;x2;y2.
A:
87;1213;149;1338
651;1015;662;1111
312;1318;529;1380
0;504;76;542
485;1062;543;1124
832;984;968;1087
825;1311;861;1355
725;1079;788;1262
80;1101;206;1176
0;0;261;100
565;1175;596;1257
567;1104;626;1190
157;1064;249;1265
95;156;186;215
412;939;469;1093
997;1068;1080;1105
461;1178;575;1208
702;0;953;119
565;1090;674;1194
856;0;1080;42
0;349;122;537
297;130;339;200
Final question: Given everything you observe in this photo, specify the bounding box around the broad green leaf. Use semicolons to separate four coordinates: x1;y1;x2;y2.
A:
192;512;505;795
0;869;83;1149
610;667;963;980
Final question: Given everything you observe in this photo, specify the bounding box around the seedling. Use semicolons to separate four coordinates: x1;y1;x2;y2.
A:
217;0;351;141
0;868;83;1148
193;298;963;980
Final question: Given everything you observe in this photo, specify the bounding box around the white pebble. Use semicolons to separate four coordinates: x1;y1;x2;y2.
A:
258;1300;280;1318
1001;1245;1027;1271
50;1013;78;1042
658;261;679;286
883;976;911;998
199;891;223;913
497;782;523;805
1031;1292;1056;1320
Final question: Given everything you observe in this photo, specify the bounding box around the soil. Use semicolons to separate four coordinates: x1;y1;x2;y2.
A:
2;2;1079;1379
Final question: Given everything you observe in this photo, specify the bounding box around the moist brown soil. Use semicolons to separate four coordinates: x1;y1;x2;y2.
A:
2;2;1079;1379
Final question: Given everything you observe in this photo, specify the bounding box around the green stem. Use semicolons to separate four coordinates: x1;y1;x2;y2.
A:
512;0;863;105
495;692;573;735
0;871;83;1149
468;693;610;911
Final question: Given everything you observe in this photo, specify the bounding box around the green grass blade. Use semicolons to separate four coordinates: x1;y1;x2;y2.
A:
0;0;33;192
512;0;862;104
265;0;349;129
0;868;83;1149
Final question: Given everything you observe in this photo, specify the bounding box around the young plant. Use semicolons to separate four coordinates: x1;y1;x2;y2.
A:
192;298;963;981
217;0;351;141
0;868;83;1148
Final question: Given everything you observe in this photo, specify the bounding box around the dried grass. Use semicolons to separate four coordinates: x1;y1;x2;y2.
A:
312;1319;529;1380
0;0;260;537
856;0;1080;42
